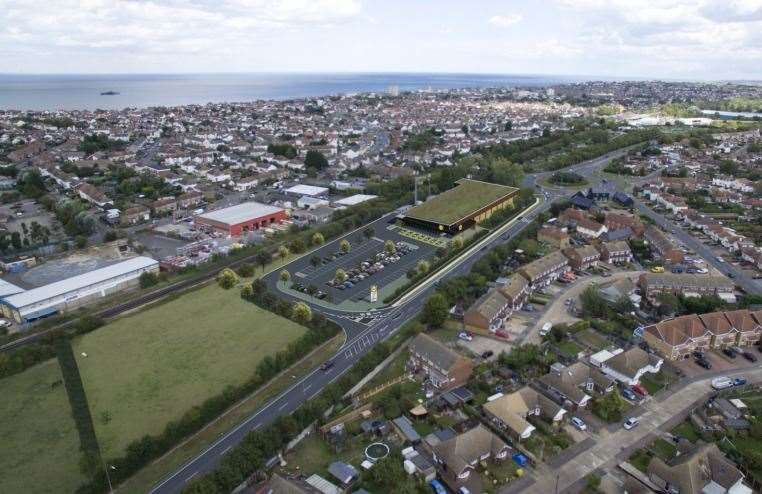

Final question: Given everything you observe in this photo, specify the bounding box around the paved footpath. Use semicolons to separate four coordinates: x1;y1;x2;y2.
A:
502;365;762;494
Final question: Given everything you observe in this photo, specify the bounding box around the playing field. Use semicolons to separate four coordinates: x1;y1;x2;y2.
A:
403;179;518;226
72;282;307;458
0;359;87;494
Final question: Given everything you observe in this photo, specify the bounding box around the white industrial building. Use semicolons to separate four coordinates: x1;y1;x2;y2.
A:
333;194;378;207
0;256;159;323
284;184;329;197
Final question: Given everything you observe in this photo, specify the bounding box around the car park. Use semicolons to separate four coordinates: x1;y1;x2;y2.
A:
571;417;587;431
623;417;639;430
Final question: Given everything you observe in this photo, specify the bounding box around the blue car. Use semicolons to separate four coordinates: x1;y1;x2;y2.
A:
734;377;747;386
430;479;447;494
622;388;638;401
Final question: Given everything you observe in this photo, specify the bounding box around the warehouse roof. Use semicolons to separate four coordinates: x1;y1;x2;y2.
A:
2;256;158;310
404;179;519;226
285;184;328;197
334;194;378;206
0;278;25;298
196;202;284;226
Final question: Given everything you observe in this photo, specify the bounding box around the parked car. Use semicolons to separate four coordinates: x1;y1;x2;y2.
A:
695;357;712;369
458;332;473;342
623;417;640;430
622;388;638;401
0;319;11;329
711;376;734;390
733;377;747;387
481;350;494;359
430;480;447;494
632;384;648;397
539;322;552;337
722;347;737;359
742;351;758;362
571;417;587;431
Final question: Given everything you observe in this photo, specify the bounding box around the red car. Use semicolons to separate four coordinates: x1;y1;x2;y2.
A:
495;329;509;339
632;383;648;396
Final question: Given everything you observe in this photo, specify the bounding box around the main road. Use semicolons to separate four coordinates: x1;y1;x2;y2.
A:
148;146;648;494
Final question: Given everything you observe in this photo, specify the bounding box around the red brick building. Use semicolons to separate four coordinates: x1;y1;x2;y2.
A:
195;201;286;235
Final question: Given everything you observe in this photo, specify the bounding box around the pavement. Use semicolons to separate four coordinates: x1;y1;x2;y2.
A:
503;365;762;494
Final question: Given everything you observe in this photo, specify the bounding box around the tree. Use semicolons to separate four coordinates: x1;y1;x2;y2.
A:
335;268;347;283
240;283;254;299
504;120;513;131
292;302;312;324
417;259;430;275
306;284;318;297
451;237;464;250
255;250;271;272
75;235;87;249
592;391;627;422
311;232;325;246
277;245;290;262
10;231;21;250
217;268;239;289
279;270;291;283
363;227;374;240
384;239;396;254
304;150;329;170
310;255;321;268
580;286;609;318
421;293;448;327
236;263;255;278
339;239;351;254
139;272;159;289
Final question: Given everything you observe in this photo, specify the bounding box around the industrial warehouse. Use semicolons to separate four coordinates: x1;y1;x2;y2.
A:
401;179;520;234
0;256;159;323
194;201;287;236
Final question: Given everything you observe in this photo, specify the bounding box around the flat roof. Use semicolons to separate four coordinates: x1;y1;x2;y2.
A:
196;201;284;226
285;184;328;196
334;194;378;206
2;256;158;310
404;179;519;226
0;278;25;298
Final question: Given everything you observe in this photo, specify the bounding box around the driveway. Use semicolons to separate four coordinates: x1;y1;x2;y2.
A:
523;270;643;345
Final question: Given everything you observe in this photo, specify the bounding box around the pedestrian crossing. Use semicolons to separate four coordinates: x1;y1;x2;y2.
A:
343;331;380;358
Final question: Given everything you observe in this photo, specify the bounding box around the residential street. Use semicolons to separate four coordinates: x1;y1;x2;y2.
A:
502;366;762;494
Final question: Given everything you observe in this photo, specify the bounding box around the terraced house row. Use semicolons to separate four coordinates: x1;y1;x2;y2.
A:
464;241;633;333
643;309;762;360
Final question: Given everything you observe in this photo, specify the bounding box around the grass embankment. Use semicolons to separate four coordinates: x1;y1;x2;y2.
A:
73;282;308;459
0;359;86;494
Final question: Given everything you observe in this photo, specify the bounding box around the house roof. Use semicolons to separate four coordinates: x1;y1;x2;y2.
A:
519;251;568;282
499;274;529;301
409;333;465;373
604;347;661;379
645;314;709;346
483;387;565;437
699;311;734;336
432;425;508;475
723;309;760;332
539;362;612;405
648;443;744;494
468;289;508;321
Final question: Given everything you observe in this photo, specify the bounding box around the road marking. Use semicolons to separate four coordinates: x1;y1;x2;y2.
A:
278;402;289;411
185;471;198;482
304;383;312;391
220;445;231;455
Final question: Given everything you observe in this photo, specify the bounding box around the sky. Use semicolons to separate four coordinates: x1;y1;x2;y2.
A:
1;0;762;80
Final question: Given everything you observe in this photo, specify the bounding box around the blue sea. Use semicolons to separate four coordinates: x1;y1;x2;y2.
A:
0;72;583;111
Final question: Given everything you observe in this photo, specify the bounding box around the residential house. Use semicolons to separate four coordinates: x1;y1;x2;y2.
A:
464;289;511;333
699;311;737;349
740;247;762;270
639;273;736;303
177;191;204;209
562;245;600;271
643;314;712;360
76;183;111;207
483;387;567;441
537;226;570;249
258;473;323;494
498;274;530;313
575;217;608;239
234;175;259;192
647;443;753;494
604;212;645;237
598;347;663;386
120;205;151;226
152;197;178;215
644;225;684;265
724;309;762;347
596;241;633;265
537;362;615;409
408;333;473;390
431;424;509;491
518;251;570;289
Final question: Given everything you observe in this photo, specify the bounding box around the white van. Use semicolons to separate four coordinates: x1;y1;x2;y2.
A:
711;376;734;390
539;322;552;337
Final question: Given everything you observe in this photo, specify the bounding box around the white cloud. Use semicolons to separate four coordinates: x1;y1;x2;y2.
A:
488;14;522;28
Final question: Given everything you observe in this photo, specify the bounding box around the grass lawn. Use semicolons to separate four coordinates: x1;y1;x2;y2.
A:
0;359;87;494
279;433;369;480
73;282;307;459
629;450;651;473
649;438;677;461
731;437;762;484
556;340;583;358
671;421;701;443
575;328;608;351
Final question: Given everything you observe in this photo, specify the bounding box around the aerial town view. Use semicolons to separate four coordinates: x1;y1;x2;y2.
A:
2;2;762;494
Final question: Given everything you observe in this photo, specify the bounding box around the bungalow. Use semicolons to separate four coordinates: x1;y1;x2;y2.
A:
483;387;566;441
537;362;615;409
408;333;473;390
643;314;712;360
598;347;663;386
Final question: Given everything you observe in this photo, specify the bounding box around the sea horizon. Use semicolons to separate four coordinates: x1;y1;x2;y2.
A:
0;71;658;112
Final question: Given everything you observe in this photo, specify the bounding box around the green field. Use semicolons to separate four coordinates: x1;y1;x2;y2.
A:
0;359;87;494
73;282;307;458
404;179;518;225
